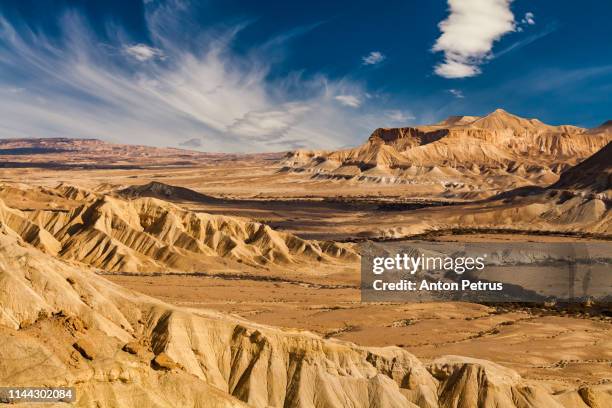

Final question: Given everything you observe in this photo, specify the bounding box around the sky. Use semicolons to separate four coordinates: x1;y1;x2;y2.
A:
0;0;610;152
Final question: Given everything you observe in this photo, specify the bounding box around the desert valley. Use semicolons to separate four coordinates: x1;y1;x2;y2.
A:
0;109;611;407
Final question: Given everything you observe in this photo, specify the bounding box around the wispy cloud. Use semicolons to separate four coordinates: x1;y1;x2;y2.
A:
0;5;399;152
504;65;612;94
334;94;362;108
123;43;164;61
362;51;385;66
433;0;516;78
227;103;311;140
493;22;558;58
448;89;464;98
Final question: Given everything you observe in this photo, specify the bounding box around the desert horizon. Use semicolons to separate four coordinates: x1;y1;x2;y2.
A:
1;0;611;407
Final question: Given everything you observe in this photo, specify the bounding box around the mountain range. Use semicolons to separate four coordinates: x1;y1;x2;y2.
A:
282;109;612;198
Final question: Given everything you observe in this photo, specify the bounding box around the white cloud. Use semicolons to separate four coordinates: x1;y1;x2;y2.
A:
334;94;362;108
0;9;404;152
435;60;480;79
123;43;164;61
449;88;464;98
433;0;516;78
362;51;385;65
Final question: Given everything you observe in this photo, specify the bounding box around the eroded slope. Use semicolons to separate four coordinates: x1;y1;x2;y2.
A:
0;185;356;274
1;221;609;407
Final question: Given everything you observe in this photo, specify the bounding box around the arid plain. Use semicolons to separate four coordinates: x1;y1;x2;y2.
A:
1;109;611;407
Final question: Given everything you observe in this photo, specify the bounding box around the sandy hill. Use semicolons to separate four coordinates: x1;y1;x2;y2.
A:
281;110;612;198
118;181;221;203
1;213;610;407
360;188;611;240
479;142;612;234
341;143;612;240
551;141;611;196
0;184;356;274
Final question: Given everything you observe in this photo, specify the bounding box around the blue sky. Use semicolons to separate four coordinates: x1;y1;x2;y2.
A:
0;0;610;152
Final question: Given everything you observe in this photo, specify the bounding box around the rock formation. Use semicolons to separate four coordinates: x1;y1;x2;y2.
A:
0;186;356;273
281;110;612;198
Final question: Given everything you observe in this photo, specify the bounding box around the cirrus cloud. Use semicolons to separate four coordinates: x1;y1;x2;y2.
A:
123;43;164;61
0;3;406;152
384;110;414;123
334;94;362;108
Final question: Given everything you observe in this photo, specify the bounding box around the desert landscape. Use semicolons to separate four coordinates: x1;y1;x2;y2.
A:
1;109;611;407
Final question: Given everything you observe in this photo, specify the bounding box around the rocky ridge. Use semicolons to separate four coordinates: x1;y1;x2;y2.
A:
281;110;612;198
0;184;356;273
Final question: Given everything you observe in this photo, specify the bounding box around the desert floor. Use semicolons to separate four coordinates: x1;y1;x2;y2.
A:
107;264;611;388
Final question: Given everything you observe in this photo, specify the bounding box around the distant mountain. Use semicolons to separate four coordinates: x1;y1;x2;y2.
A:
281;110;612;198
0;138;193;156
0;137;279;167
